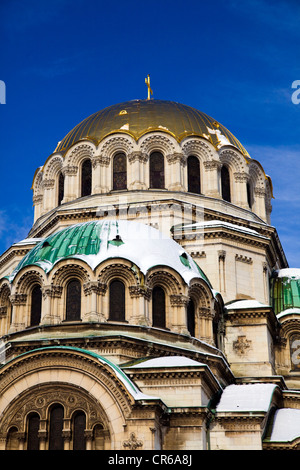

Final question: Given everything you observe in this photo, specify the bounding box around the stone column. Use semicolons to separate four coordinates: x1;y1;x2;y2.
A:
84;430;93;450
92;155;110;193
233;172;249;208
61;165;78;202
41;285;63;325
203;161;222;198
128;286;151;325
33;194;43;222
170;294;189;334
166;153;186;191
83;281;106;322
254;187;267;222
9;293;27;333
42;179;56;212
128;152;148;190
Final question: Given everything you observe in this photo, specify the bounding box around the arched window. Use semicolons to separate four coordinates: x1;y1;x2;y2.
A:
30;285;42;326
109;280;125;321
187;156;201;194
93;424;105;450
27;413;40;450
150;152;164;189
49;405;64;450
247;181;253;209
6;427;19;450
113;153;127;190
81;159;92;197
66;279;81;321
73;411;86;450
187;299;195;337
152;286;166;328
221;165;231;202
58;171;64;206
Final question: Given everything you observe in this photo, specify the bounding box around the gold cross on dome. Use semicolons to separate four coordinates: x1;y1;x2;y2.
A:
145;74;153;100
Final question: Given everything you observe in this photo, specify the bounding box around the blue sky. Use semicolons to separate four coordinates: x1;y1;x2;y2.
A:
0;0;300;266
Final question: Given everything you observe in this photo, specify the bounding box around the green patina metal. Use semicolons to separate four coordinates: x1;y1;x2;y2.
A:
11;221;104;278
270;271;300;315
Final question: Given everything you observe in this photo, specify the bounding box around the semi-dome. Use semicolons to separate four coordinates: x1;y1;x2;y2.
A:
9;220;212;287
55;99;249;157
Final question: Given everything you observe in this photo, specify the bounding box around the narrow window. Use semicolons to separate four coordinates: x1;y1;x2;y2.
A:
113;153;127;190
27;413;40;450
66;279;81;321
150;152;164;189
30;285;42;326
221;165;231;202
49;405;64;451
58;171;64;206
73;411;86;450
187;299;195;337
187;156;201;194
247;181;253;209
93;424;105;450
152;286;166;328
81;159;92;197
109;280;125;321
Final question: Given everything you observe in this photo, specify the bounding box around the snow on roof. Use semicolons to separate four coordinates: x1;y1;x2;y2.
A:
9;220;211;287
226;299;270;310
13;238;44;246
276;268;300;280
126;356;205;369
277;308;300;320
176;220;268;239
216;384;277;412
268;409;300;442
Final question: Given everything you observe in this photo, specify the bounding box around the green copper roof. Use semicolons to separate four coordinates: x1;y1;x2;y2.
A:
271;269;300;315
9;220;212;289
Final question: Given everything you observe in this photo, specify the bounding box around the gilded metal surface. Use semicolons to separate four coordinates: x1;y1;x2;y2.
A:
56;99;249;156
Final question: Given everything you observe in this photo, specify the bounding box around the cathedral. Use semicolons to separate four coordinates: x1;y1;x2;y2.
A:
0;94;299;451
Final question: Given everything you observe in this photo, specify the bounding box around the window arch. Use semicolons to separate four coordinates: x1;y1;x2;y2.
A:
113;153;127;190
81;159;92;197
30;285;42;327
6;427;19;450
221;165;231;202
73;411;86;450
152;286;166;328
66;279;81;321
150;152;164;189
109;280;125;321
27;412;40;450
187;156;201;194
49;405;64;450
187;299;195;337
58;171;64;206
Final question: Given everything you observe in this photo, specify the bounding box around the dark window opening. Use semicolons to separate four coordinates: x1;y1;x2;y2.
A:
152;286;166;328
73;411;86;451
30;285;42;327
27;413;40;450
187;299;195;337
187;156;201;194
113;153;127;190
49;405;64;451
247;181;253;209
81;159;92;197
66;279;81;321
150;152;164;189
109;280;125;321
221;165;231;202
58;172;64;206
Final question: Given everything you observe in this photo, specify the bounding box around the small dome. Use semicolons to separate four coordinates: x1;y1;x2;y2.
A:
55;99;249;157
9;220;212;287
270;269;300;315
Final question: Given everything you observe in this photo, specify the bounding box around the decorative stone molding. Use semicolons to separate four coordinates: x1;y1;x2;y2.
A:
123;433;143;450
10;293;27;305
41;285;63;299
170;294;189;307
42;178;55;189
234;172;249;183
128;151;148;164
203;160;222;171
83;281;106;296
233;335;252;354
92;155;110;168
235;254;253;264
129;286;151;300
182;139;215;161
62;165;78;176
166;152;185;165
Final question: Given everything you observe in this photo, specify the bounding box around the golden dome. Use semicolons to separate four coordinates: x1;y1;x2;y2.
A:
56;99;249;157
